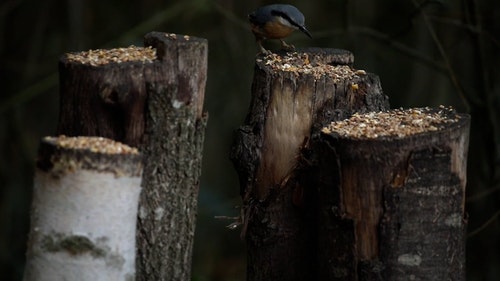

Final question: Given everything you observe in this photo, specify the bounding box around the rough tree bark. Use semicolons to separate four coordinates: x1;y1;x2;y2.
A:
23;136;142;281
56;32;208;281
230;49;389;281
315;107;470;280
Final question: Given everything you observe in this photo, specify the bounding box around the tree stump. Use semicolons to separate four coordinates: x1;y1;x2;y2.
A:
230;49;389;281
24;136;142;281
315;107;470;280
56;32;208;281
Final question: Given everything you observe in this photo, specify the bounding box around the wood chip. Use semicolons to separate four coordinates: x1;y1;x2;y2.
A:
322;106;461;139
166;33;178;39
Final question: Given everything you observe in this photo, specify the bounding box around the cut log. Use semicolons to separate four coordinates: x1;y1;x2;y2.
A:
56;32;208;281
23;136;142;281
315;107;470;280
230;49;389;281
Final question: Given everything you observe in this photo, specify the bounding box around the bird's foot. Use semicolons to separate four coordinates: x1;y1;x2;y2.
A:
258;49;272;56
280;40;296;51
257;43;272;55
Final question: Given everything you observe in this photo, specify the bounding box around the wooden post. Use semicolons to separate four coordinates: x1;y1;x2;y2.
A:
56;32;208;280
23;136;142;281
230;49;389;281
315;107;469;280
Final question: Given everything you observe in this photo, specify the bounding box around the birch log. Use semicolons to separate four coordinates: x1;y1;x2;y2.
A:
23;136;142;281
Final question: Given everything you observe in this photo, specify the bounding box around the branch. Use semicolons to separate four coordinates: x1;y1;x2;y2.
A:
413;0;471;112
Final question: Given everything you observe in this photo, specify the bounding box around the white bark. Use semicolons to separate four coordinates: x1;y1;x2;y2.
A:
24;169;141;281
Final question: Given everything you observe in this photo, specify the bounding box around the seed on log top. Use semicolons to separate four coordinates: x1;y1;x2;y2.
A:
164;33;192;40
65;46;157;66
44;135;139;155
257;51;366;81
322;106;462;139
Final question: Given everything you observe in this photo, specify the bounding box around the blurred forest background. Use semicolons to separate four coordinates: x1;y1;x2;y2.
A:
0;0;498;280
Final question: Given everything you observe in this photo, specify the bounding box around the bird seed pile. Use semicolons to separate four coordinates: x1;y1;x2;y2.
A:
44;135;139;155
65;46;156;66
258;52;366;81
322;106;462;139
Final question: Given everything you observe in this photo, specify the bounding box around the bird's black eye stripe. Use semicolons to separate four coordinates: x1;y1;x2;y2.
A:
270;10;300;28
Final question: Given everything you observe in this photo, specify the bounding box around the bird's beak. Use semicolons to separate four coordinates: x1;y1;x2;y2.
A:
299;25;312;38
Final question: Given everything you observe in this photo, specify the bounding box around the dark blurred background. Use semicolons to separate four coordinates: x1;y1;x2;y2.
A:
1;0;498;280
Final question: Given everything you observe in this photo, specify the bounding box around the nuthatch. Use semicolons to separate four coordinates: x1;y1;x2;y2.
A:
249;4;312;54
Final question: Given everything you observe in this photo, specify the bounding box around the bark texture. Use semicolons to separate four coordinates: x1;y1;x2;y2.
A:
230;48;389;281
314;110;470;280
56;32;208;281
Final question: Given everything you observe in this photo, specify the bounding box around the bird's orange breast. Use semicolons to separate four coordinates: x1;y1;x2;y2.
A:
262;20;296;39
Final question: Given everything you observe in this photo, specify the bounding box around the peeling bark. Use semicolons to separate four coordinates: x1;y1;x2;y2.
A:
314;109;470;280
230;48;389;280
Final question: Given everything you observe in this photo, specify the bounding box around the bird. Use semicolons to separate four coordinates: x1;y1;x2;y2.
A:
248;4;312;54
